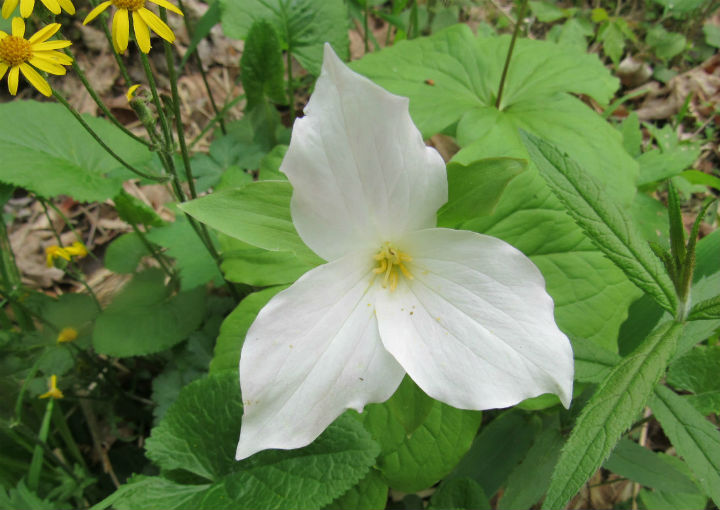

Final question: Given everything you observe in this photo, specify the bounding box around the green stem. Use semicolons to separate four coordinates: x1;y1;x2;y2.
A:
52;91;166;182
8;420;81;483
139;52;176;158
175;0;226;134
68;54;152;148
495;0;528;110
0;213;32;330
27;398;54;491
160;13;197;200
188;93;245;150
52;403;87;470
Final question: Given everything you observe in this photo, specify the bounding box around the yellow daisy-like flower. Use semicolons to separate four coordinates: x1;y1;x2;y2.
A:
57;326;78;343
0;18;72;97
45;241;87;267
1;0;74;20
39;374;64;399
83;0;182;54
126;83;140;100
64;241;89;258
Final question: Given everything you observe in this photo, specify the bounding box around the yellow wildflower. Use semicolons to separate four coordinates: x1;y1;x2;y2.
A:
126;83;140;101
1;0;74;19
57;326;78;343
64;241;88;258
39;374;64;399
83;0;182;54
0;18;72;97
45;241;88;267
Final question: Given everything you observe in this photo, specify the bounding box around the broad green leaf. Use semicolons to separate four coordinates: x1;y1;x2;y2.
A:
528;1;567;22
241;19;286;107
646;25;686;60
447;410;539;498
437;158;526;227
667;345;720;414
113;190;165;227
146;213;223;291
0;101;157;202
214;165;253;191
257;144;288;181
651;385;720;507
324;469;388;510
704;23;720;48
210;286;286;373
573;336;621;383
351;25;619;138
130;371;378;510
639;487;708;510
547;18;592;51
681;169;720;192
522;131;677;314
499;417;563;510
180;181;312;256
428;478;490;510
637;147;700;187
0;480;58;510
220;0;349;75
687;295;720;320
543;321;681;510
597;19;626;64
359;380;482;492
104;233;151;273
93;269;206;357
384;377;435;435
219;235;322;287
603;437;697;493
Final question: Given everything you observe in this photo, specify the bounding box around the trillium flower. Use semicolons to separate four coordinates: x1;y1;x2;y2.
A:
236;44;574;460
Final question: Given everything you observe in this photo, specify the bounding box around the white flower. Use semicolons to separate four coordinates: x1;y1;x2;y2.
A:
235;44;573;460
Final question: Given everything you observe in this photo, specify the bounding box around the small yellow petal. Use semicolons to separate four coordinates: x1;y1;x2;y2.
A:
65;241;88;257
57;326;78;343
7;65;19;95
39;375;64;399
83;0;111;25
34;50;73;65
28;22;60;43
1;0;19;19
38;0;60;15
29;56;66;75
131;10;150;53
148;0;182;16
137;7;173;43
20;62;52;96
56;0;73;14
18;0;31;17
31;39;71;51
11;16;24;36
126;83;140;101
0;31;7;39
115;8;129;52
0;62;7;80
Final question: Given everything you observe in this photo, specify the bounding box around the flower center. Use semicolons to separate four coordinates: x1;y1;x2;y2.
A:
0;36;32;67
373;242;413;291
112;0;145;10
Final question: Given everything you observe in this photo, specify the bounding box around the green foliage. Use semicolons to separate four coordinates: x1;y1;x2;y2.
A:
220;0;349;75
543;321;682;509
0;101;158;202
428;478;489;510
646;25;687;60
99;371;380;509
651;385;720;507
522;131;678;314
104;233;152;273
241;19;287;107
667;345;720;414
323;469;388;510
93;269;206;357
113;190;165;227
358;378;482;492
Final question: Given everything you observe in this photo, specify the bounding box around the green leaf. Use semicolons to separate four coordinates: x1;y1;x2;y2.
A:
210;286;286;373
324;469;388;510
180;181;312;256
437;158;526;227
637;147;700;187
241;19;286;107
122;371;379;510
499;417;563;510
104;233;152;273
521;131;678;314
146;213;223;291
179;0;221;70
543;321;682;509
573;336;621;383
681;169;720;192
447;410;539;498
646;25;686;60
667;345;720;414
220;0;349;75
359;379;482;492
93;269;206;357
704;23;720;48
651;385;720;507
384;377;435;435
597;20;627;64
428;478;490;510
219;235;321;286
528;1;567;22
113;190;165;227
603;437;697;493
687;294;720;320
639;487;708;510
0;101;157;202
547;18;591;51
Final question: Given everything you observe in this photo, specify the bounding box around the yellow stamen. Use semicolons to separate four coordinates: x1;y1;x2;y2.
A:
113;0;144;10
372;242;414;291
0;35;32;67
39;374;63;399
57;327;78;343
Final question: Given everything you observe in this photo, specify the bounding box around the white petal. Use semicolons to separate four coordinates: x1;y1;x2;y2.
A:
281;44;447;262
375;228;573;410
236;252;405;460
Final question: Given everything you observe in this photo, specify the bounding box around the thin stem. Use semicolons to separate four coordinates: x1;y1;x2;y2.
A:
188;92;245;150
8;421;81;483
68;53;152;148
0;213;32;330
139;52;176;157
52;91;166;182
160;13;197;200
27;398;54;491
175;0;226;134
363;0;369;52
495;0;528;110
